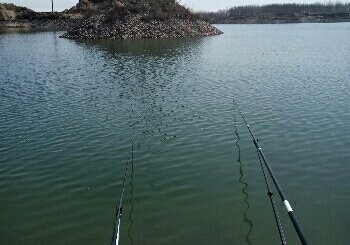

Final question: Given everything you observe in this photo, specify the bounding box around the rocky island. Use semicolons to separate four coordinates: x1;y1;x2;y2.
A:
62;0;222;39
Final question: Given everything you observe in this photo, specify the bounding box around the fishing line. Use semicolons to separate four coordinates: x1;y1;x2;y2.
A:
127;146;135;245
233;99;309;245
233;107;253;245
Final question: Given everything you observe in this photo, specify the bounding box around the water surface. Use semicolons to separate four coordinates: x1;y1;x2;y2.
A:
1;23;349;244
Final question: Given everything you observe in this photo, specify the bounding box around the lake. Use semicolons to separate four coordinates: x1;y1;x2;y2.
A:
0;23;349;245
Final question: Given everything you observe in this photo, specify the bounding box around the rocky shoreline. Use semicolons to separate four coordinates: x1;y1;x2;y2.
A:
61;16;222;39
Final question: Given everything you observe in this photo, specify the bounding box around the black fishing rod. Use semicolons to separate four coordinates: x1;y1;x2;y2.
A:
233;100;309;245
234;104;286;245
255;145;287;245
111;143;134;245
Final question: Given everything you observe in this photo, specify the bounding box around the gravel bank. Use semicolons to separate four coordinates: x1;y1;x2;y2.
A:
61;15;222;39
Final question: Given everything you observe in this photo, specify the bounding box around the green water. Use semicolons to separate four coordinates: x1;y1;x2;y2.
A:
0;24;349;244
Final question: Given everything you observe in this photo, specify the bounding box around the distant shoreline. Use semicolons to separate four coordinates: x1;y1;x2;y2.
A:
198;3;350;25
2;13;350;32
203;13;350;25
2;18;349;32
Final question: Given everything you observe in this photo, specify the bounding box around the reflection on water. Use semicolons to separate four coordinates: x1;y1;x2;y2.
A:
0;28;36;35
73;37;204;57
233;108;253;245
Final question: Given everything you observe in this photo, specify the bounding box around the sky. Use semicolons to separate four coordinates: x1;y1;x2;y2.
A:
1;0;348;12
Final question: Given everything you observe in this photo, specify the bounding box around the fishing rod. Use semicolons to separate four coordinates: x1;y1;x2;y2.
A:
233;100;309;245
234;104;286;245
256;145;287;245
255;144;287;245
111;143;134;245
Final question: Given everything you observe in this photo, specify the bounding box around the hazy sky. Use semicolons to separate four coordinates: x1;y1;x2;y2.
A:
1;0;347;12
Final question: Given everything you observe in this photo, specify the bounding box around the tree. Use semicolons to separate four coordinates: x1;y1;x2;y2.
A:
51;0;53;13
